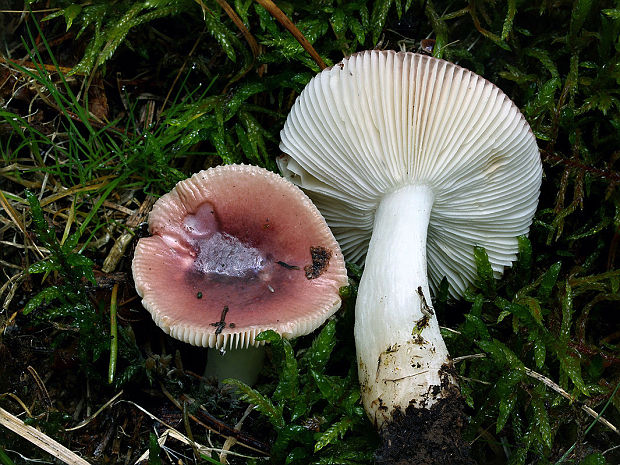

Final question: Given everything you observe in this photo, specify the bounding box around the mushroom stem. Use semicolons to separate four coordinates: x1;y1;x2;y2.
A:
205;346;266;386
355;184;456;429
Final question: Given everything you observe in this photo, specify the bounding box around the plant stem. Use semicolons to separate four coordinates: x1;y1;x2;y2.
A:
108;283;119;384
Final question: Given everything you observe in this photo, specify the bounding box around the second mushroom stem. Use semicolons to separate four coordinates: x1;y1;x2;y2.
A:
354;184;456;428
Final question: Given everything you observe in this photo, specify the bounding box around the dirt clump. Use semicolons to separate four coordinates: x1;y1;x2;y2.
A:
375;393;475;465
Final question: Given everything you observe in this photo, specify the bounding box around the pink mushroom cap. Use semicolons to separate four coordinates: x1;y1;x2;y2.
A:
132;164;348;349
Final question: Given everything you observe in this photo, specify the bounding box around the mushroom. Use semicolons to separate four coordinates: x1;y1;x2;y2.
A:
132;164;348;385
278;50;542;458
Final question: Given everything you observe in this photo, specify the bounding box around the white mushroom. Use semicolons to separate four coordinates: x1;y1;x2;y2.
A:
278;51;542;430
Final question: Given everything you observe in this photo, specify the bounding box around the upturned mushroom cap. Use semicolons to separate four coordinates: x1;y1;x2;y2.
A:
279;50;542;297
132;164;348;349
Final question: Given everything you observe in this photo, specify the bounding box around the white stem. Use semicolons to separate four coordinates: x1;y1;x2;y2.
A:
355;185;455;428
205;346;266;386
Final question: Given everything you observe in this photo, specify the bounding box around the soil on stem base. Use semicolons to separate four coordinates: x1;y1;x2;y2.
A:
375;368;475;465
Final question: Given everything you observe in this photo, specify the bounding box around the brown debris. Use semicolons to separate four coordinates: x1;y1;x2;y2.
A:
304;246;332;279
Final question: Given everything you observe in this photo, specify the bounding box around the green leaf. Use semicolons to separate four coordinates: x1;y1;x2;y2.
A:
285;447;310;464
557;349;589;395
474;246;496;295
425;1;448;58
257;331;299;403
23;286;63;314
370;0;392;44
579;453;607;465
479;339;526;372
348;18;366;45
495;368;525;433
314;417;353;452
501;0;517;40
64;4;83;31
311;370;345;405
254;2;280;35
532;333;546;368
495;297;532;326
525;48;559;79
463;314;490;341
531;387;552;449
514;235;533;281
204;9;237;63
225;378;285;427
235;124;258;163
497;309;511;323
497;391;517;432
238;110;272;167
212;108;239;164
331;9;346;36
564;52;580;100
234;0;252;25
560;280;573;343
602;9;620;20
272;424;313;462
0;447;16;465
26;190;56;248
257;329;284;359
27;260;59;274
273;341;298;403
61;233;81;255
66;253;96;284
525;78;562;117
302;320;336;372
537;262;562;302
522;297;543;325
471;293;484;317
497;369;525;398
92;4;144;68
149;432;162;465
359;4;369;29
461;380;474;408
225;81;268;119
65;253;94;269
569;0;593;41
41;9;65;22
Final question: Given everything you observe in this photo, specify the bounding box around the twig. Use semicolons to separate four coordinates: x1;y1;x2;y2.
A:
65;390;124;432
0;190;44;258
0;393;32;417
102;196;155;273
542;149;620;184
1;270;26;311
219;404;255;464
160;384;268;454
0;8;60;13
215;0;259;57
253;0;326;70
0;407;91;465
0;55;74;75
555;383;620;464
133;427;260;464
452;353;486;363
27;366;52;409
119;401;265;463
524;367;618;435
456;352;619;435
